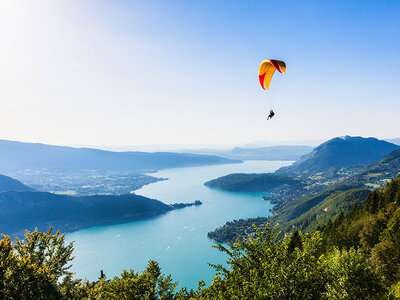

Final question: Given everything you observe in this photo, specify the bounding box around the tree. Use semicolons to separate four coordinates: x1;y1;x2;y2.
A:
0;228;74;299
203;224;329;299
105;260;178;299
324;248;385;299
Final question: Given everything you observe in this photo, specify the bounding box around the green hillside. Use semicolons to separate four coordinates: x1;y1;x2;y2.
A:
283;189;371;233
354;149;400;187
0;191;178;236
322;175;400;285
204;173;304;192
271;182;362;223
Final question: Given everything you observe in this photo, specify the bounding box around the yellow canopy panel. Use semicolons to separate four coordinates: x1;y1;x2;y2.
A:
258;59;286;90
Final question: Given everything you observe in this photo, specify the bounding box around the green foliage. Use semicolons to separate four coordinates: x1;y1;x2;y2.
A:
104;260;178;299
389;281;400;298
203;224;385;299
324;248;385;299
14;227;74;280
0;229;196;299
0;228;73;299
323;175;400;285
207;217;269;243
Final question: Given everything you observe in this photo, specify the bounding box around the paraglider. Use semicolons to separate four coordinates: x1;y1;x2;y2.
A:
258;59;286;120
267;109;275;120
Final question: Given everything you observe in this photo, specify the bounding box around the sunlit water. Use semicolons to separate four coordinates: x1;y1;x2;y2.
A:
66;160;292;289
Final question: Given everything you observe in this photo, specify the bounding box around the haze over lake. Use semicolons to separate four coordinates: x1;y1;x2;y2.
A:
66;160;292;289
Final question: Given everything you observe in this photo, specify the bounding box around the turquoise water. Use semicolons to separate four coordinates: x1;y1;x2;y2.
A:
66;160;292;289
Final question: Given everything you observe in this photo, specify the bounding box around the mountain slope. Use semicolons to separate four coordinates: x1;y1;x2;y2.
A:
0;191;175;236
271;182;363;224
354;149;400;186
283;188;371;233
0;139;239;174
206;142;400;244
276;136;399;175
204;173;304;192
0;174;33;192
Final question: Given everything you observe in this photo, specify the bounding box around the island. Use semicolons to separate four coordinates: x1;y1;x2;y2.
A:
170;200;202;209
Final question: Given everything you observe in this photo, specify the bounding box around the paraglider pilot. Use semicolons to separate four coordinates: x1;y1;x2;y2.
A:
267;109;275;120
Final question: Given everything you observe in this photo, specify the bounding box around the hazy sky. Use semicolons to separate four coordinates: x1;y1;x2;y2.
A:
1;0;399;147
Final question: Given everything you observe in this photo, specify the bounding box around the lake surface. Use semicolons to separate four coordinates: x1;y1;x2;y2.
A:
66;160;292;289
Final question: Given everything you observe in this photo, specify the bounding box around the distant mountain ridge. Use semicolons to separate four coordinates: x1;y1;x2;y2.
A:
386;138;400;145
276;136;400;175
170;145;313;161
227;146;313;160
0;139;239;174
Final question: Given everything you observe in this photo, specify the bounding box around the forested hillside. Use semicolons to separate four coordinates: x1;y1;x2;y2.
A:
322;175;400;285
0;191;190;236
204;173;303;192
352;149;400;187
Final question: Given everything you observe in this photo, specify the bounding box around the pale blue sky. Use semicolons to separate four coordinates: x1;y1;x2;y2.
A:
1;0;399;147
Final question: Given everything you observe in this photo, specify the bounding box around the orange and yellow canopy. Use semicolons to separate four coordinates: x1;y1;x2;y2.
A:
258;59;286;90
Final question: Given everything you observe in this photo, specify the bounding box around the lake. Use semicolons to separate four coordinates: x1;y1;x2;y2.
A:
66;160;292;289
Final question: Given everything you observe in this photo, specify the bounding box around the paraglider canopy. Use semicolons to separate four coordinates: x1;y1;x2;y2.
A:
258;59;286;90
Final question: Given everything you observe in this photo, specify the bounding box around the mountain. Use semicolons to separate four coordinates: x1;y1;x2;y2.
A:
276;136;400;175
386;138;400;145
172;145;314;161
226;146;313;160
204;173;304;192
240;140;320;148
321;175;400;285
0;139;239;174
0;190;196;237
0;174;33;192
